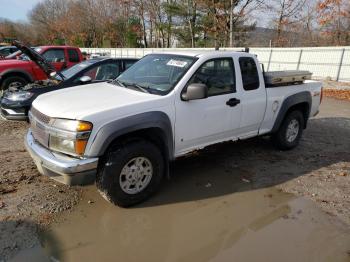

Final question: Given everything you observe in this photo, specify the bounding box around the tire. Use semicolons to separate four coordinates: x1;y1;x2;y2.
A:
272;110;304;150
96;140;164;207
1;76;28;92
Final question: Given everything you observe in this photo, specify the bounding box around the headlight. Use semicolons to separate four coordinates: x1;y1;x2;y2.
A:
51;118;92;132
48;119;93;156
4;91;33;101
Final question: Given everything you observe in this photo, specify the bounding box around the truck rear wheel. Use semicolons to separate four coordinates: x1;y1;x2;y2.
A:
1;76;28;92
271;110;304;150
96;140;164;207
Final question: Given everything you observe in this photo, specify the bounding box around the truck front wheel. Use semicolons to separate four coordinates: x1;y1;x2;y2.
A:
271;110;304;150
1;76;28;92
96;140;164;207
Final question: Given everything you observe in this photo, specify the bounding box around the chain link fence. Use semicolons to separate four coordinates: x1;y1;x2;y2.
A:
81;47;350;81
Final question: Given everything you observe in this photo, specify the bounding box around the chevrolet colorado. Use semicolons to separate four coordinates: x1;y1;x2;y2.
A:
25;51;322;207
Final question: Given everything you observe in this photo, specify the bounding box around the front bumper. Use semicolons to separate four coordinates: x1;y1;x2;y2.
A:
25;130;98;185
1;106;28;120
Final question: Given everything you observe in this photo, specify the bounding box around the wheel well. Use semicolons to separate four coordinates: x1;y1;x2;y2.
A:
285;102;310;129
0;72;31;85
106;127;169;160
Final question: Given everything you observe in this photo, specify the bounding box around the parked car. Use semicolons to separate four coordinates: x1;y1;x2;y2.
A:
0;46;18;58
90;52;111;59
1;57;138;120
2;50;22;60
25;51;323;207
0;41;83;92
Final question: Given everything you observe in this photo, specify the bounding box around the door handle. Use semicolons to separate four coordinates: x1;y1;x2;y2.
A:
226;98;240;107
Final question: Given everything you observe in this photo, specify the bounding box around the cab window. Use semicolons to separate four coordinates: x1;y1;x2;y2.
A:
42;49;65;62
188;58;236;96
239;57;260;91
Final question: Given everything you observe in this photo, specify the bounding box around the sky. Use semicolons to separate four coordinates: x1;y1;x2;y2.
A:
0;0;42;21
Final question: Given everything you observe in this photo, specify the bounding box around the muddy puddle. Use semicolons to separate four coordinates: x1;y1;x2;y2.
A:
10;186;350;262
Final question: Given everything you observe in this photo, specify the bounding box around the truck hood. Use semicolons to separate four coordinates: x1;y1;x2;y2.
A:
12;41;56;78
32;82;163;120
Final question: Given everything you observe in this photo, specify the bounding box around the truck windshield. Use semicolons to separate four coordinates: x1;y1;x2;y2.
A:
116;54;196;95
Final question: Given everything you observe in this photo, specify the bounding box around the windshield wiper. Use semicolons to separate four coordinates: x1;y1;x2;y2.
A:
109;79;150;94
127;83;150;93
109;79;126;87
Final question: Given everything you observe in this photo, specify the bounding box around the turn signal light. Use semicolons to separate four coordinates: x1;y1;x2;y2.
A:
77;121;93;132
75;139;88;155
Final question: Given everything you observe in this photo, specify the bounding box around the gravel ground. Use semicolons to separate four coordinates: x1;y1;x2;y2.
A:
0;95;349;260
0;120;81;260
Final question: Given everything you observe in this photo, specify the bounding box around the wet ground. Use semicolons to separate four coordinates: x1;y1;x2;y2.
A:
12;187;350;262
1;97;350;261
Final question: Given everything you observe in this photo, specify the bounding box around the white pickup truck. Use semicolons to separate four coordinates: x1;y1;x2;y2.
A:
25;51;322;207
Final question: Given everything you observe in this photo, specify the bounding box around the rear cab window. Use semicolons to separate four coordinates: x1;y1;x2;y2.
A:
239;57;260;91
68;49;80;63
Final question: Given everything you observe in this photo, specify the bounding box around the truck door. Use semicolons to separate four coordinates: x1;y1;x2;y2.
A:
237;56;267;138
174;58;242;155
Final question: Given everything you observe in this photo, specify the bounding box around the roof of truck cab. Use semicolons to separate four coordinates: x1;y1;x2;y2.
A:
38;46;80;50
150;50;254;58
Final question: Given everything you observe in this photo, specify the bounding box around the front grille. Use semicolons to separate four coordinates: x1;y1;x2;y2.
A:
31;106;51;124
29;108;50;148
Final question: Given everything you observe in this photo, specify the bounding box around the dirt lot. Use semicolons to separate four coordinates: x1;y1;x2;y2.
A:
323;80;350;100
0;120;81;260
0;96;350;261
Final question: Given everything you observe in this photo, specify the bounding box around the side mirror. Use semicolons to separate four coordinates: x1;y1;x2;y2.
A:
181;83;208;101
79;76;92;84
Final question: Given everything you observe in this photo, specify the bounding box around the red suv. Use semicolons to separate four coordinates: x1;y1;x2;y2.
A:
0;45;83;91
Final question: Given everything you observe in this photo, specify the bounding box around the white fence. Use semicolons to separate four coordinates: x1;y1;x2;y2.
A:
81;47;350;81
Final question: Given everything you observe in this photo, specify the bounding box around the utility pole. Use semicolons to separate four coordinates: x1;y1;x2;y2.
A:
230;0;233;47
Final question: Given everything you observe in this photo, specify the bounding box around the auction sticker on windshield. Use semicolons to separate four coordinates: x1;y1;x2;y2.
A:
167;59;188;68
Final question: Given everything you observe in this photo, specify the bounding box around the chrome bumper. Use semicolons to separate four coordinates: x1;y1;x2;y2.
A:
1;107;27;120
25;130;98;185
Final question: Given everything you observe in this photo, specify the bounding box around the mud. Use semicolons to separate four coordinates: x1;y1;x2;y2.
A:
15;187;350;262
0;97;350;261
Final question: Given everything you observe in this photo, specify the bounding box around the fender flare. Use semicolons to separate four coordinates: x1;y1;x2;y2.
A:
86;111;174;159
271;91;312;133
0;69;34;83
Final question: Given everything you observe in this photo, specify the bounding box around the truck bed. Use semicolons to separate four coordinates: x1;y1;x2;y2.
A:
259;80;322;135
264;70;312;87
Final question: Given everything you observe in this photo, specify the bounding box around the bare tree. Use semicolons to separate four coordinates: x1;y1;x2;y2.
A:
317;0;350;45
266;0;306;46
